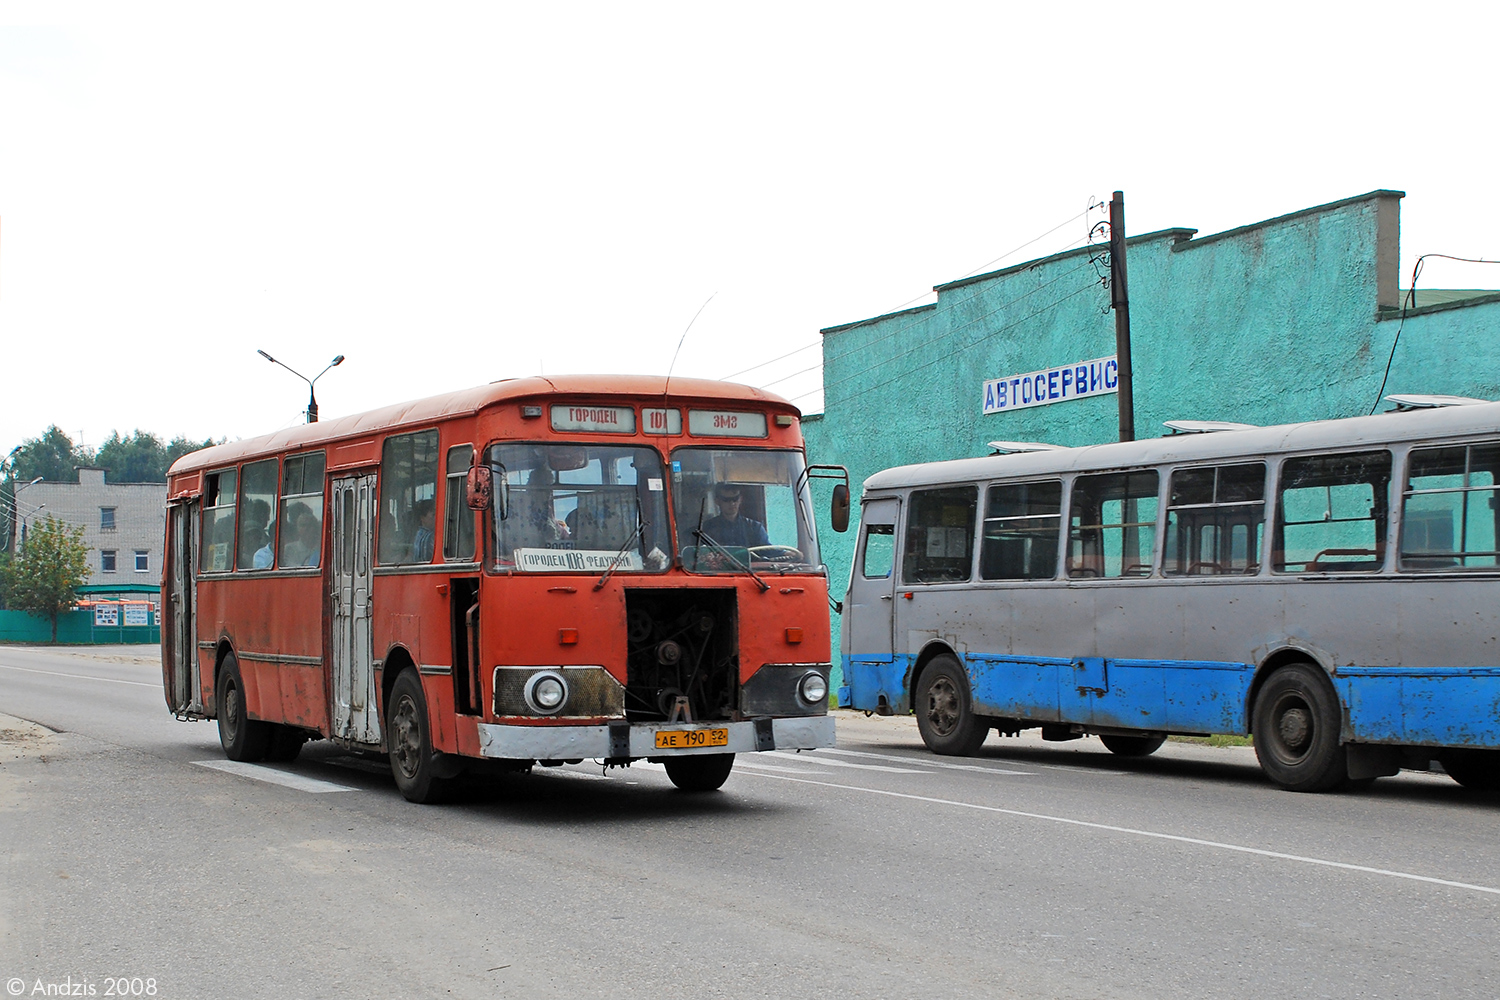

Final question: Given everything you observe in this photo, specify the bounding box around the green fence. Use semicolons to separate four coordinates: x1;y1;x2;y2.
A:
0;608;161;645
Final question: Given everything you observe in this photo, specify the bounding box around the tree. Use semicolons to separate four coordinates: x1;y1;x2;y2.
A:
0;551;12;609
5;515;91;642
165;435;221;475
11;426;93;482
95;430;168;483
94;430;220;482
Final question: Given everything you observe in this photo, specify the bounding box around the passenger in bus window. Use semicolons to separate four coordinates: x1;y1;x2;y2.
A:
702;485;770;549
241;499;274;570
411;500;436;563
281;505;322;567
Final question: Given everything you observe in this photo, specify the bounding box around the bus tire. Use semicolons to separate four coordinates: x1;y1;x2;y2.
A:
217;653;271;762
265;725;308;762
1252;663;1347;792
664;753;734;792
914;655;988;757
1100;734;1166;757
1439;749;1500;791
387;669;451;804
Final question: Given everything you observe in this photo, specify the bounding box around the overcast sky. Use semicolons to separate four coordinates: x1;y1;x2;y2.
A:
2;1;1496;455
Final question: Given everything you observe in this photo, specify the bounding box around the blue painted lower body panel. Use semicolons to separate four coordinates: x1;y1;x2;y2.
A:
843;650;1500;749
966;655;1254;735
841;655;915;714
1337;667;1500;746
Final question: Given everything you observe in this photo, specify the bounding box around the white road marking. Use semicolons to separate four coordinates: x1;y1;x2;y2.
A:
194;759;358;793
822;747;1035;775
766;751;923;774
0;662;157;688
735;760;834;775
739;771;1500;898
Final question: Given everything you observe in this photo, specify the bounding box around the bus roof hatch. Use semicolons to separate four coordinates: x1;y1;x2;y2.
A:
1162;420;1259;435
1384;394;1491;411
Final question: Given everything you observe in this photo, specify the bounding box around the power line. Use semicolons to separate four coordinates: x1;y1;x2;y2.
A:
756;239;1097;397
721;201;1105;383
1369;253;1500;414
795;279;1104;412
769;255;1099;398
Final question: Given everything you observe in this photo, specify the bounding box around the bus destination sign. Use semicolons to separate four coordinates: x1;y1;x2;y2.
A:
688;409;768;438
982;355;1118;415
551;405;637;434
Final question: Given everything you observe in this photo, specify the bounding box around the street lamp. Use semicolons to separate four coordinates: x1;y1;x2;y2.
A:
256;351;345;423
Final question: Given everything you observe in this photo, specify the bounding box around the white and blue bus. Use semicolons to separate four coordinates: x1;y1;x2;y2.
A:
840;398;1500;792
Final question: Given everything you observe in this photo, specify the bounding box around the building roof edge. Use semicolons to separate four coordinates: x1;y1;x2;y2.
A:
1170;189;1406;253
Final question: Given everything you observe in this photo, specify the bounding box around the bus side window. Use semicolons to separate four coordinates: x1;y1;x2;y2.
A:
1274;450;1392;573
981;480;1061;580
278;451;326;568
378;430;441;565
444;445;476;561
200;468;237;573
902;487;977;584
236;459;279;571
861;523;895;578
1067;471;1158;578
1163;463;1265;576
1401;443;1500;570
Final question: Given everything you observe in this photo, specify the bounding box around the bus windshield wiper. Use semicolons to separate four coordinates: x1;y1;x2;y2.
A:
594;521;647;591
693;528;770;592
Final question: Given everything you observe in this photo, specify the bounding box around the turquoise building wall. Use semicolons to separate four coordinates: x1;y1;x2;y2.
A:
802;190;1500;686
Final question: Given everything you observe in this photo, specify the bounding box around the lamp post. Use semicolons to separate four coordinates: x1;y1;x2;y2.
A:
256;351;345;423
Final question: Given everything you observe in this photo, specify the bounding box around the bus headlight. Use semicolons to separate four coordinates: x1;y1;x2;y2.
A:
798;670;829;706
524;671;569;714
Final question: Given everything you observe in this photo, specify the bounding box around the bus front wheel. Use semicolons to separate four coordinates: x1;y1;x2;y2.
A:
217;653;271;762
1100;734;1166;757
664;753;735;792
915;655;988;756
387;669;452;804
1253;663;1347;792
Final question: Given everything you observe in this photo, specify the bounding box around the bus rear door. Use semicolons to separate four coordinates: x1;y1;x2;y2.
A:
163;499;204;715
331;474;380;744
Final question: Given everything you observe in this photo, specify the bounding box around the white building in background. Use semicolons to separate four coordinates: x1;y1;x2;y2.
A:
20;467;167;598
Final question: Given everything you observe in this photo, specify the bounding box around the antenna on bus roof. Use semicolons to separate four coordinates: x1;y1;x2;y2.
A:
663;292;717;402
1383;394;1490;412
1163;420;1259;435
987;441;1064;455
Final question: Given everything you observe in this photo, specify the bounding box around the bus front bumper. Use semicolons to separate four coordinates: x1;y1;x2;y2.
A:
475;716;835;760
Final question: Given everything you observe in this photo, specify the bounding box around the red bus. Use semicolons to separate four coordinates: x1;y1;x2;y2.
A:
161;376;849;801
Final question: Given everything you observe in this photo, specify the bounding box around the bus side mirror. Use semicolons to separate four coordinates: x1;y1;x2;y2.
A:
831;483;850;533
467;465;493;512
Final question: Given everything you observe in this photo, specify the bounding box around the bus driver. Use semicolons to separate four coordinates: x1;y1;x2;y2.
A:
701;484;770;549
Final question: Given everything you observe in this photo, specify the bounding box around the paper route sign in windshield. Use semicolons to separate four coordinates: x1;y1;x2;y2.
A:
514;548;644;572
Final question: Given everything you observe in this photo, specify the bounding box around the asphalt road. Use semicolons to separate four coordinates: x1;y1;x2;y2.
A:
2;644;1498;999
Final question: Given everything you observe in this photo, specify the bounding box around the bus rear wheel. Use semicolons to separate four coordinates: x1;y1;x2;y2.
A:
1100;734;1166;757
1253;663;1347;792
915;655;988;757
664;753;734;792
1440;749;1500;791
387;669;451;804
217;653;271;762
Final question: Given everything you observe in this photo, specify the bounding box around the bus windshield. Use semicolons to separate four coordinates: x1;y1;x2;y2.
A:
487;443;671;573
671;447;821;573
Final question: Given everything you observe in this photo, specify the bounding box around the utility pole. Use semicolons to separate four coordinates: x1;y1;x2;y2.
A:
1109;190;1136;442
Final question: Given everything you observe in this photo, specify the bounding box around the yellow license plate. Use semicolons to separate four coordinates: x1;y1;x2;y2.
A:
655;728;729;750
